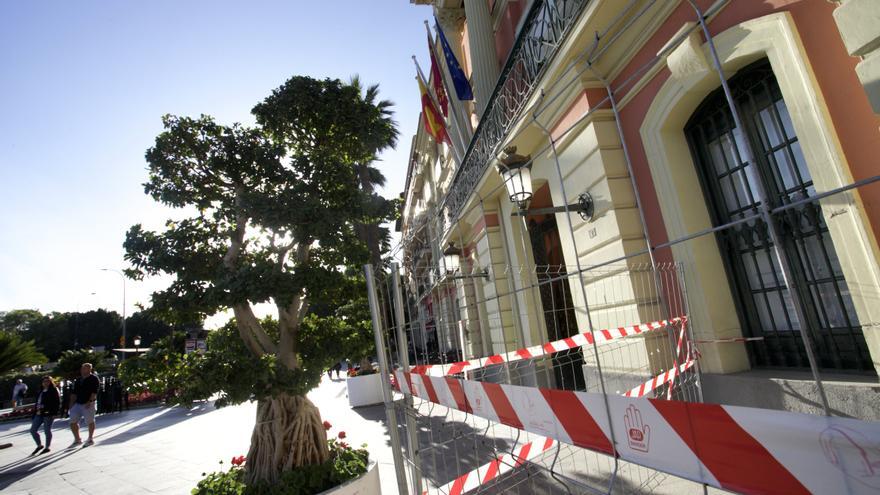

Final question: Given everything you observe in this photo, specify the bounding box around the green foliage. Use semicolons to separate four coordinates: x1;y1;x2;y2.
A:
125;311;180;347
192;440;369;495
55;348;112;379
4;308;173;361
0;331;46;374
0;310;43;334
118;331;190;397
119;314;375;408
192;466;246;495
124;75;398;405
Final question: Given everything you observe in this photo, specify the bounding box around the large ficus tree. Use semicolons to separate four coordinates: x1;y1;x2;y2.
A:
124;76;398;484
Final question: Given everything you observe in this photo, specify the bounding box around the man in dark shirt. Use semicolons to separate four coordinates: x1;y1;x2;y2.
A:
68;363;100;447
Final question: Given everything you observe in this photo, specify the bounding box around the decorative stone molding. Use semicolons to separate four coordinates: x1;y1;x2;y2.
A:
664;23;712;93
435;7;465;28
856;54;880;113
833;0;880;114
833;0;880;56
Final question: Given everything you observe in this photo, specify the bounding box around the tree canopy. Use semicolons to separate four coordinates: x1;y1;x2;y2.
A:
55;348;112;379
124;75;399;482
1;309;179;361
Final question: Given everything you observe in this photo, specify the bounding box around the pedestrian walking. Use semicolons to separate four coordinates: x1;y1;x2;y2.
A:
11;379;27;409
68;363;100;447
111;379;123;413
30;376;60;455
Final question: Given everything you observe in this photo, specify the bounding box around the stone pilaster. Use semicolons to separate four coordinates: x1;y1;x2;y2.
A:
463;0;500;119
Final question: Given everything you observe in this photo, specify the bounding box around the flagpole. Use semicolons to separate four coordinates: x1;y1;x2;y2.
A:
432;19;474;135
424;20;472;154
413;58;464;165
412;56;464;159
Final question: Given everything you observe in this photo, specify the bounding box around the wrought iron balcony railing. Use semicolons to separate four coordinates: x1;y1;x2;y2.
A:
439;0;589;225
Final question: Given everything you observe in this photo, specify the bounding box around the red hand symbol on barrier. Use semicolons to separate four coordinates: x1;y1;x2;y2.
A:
820;425;880;489
624;405;650;453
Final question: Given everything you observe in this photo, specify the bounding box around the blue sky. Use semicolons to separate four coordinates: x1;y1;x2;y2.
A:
0;1;432;319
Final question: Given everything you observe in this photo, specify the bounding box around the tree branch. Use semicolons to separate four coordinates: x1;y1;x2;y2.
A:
277;243;311;370
232;304;276;357
223;187;248;270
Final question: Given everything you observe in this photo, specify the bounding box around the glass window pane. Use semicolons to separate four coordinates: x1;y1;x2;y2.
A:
742;253;762;288
780;288;801;331
772;149;798;192
708;140;729;175
766;291;789;331
759;107;783;147
753;293;776;331
776;99;796;139
788;140;814;191
811;283;847;328
728;131;748;167
798;235;834;281
719;175;741;213
755;250;780;288
823;235;844;277
730;169;757;209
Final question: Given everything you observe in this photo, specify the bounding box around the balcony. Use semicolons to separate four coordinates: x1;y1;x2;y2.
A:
439;0;589;226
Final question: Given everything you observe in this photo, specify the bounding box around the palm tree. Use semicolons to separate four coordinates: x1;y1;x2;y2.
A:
0;331;46;374
349;75;399;269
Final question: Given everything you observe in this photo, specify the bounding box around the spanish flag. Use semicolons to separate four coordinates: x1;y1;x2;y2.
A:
417;71;450;145
427;31;448;117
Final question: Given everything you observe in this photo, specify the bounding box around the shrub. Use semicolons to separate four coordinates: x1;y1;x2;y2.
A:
345;366;377;378
192;439;369;495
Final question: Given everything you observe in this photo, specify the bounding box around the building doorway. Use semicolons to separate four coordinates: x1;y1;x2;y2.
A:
528;208;586;390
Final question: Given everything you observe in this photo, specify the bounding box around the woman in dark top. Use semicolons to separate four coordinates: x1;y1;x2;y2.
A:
30;376;60;455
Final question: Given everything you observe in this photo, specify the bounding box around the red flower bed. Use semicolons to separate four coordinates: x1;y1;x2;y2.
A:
128;391;163;406
0;406;35;421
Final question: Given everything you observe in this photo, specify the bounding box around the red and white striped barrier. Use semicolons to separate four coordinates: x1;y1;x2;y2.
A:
396;370;880;495
665;318;690;399
423;437;555;495
624;358;697;398
411;317;686;377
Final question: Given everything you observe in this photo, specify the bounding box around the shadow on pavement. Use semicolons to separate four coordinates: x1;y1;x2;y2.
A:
94;401;217;446
0;446;83;490
0;401;219;489
353;403;650;494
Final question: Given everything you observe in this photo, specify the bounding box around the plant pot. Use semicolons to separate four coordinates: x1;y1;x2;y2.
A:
346;373;384;408
317;460;380;495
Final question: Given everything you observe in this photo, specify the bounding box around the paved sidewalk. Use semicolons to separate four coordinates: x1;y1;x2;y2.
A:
0;375;398;494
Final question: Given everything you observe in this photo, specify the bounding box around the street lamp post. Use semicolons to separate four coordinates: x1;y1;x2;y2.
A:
100;268;127;360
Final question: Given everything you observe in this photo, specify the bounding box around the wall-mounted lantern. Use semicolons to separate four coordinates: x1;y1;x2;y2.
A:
442;242;489;280
443;242;462;274
497;146;533;210
498;146;595;222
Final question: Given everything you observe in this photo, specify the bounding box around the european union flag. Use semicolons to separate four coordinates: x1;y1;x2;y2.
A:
435;19;473;101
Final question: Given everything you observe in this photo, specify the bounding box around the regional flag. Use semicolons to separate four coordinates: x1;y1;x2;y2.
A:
417;73;450;145
435;19;473;101
428;32;449;117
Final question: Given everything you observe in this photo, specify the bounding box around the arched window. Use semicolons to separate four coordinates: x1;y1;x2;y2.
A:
685;59;871;372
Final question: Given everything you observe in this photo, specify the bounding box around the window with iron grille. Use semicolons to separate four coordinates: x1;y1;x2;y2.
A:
685;59;872;373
